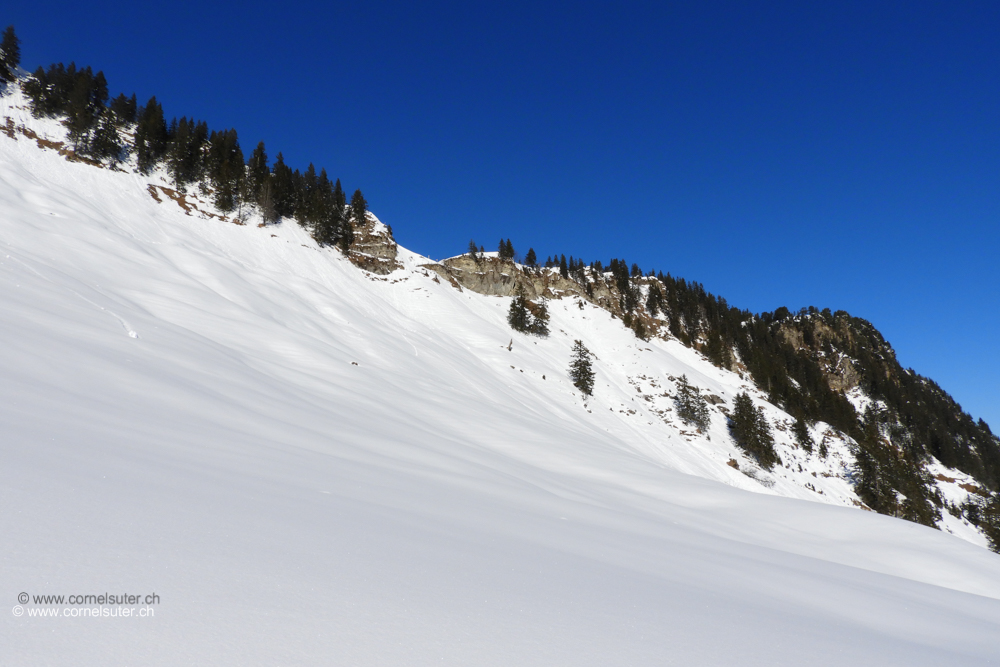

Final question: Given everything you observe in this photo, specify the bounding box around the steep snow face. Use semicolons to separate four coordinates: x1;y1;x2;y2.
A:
2;89;1000;666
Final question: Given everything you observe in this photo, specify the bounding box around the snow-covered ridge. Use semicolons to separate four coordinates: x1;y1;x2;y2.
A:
3;85;999;665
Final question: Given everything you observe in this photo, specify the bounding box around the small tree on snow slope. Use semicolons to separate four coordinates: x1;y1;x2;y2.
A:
729;392;778;469
674;375;710;431
569;340;595;396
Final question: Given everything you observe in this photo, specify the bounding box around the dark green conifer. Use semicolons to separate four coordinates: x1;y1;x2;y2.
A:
270;153;295;218
525;248;537;267
109;93;137;126
792;417;814;453
0;25;21;83
569;340;595;395
730;392;778;469
507;284;548;337
247;141;270;201
135;96;168;174
981;494;1000;554
87;108;123;163
675;375;710;431
507;284;530;333
332;179;348;245
529;299;550;336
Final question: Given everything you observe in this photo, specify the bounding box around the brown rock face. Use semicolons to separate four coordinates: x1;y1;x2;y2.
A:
429;255;665;341
777;318;891;394
348;213;401;275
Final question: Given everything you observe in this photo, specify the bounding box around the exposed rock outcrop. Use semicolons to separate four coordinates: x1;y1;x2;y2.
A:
348;213;401;275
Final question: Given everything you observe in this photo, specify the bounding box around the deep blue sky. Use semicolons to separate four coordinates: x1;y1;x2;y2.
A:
8;1;999;428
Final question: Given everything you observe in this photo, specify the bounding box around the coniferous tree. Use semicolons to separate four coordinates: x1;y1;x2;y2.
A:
981;494;1000;554
296;163;317;224
792;416;814;453
632;318;647;341
87;107;124;163
258;178;277;225
350;189;367;224
468;239;480;262
730;392;778;469
529;299;550;336
134;96;168;174
270;152;295;218
345;189;366;249
207;128;243;212
63;67;108;152
525;248;537;267
569;340;595;395
507;284;549;337
109;93;137;126
646;282;663;316
332;178;348;246
675;375;710;431
167;117;207;187
311;169;339;246
507;283;530;333
0;25;20;84
246;141;270;202
559;254;568;278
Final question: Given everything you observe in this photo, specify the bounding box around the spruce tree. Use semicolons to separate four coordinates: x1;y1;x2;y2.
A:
675;375;710;431
271;153;295;218
87;108;123;163
109;92;137;126
468;239;479;261
312;169;338;246
507;284;548;337
529;298;550;336
792;416;814;453
569;340;595;395
981;494;1000;554
0;25;20;83
350;189;367;225
247;141;270;202
332;179;348;246
345;189;366;249
507;284;530;333
559;254;568;278
258;178;277;225
135;96;168;174
730;392;778;469
525;248;537;267
633;318;647;341
207;128;244;212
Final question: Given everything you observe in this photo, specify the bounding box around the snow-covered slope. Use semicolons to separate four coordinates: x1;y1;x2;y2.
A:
3;89;1000;665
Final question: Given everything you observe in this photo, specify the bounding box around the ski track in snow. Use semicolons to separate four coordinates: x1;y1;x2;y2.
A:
2;88;1000;666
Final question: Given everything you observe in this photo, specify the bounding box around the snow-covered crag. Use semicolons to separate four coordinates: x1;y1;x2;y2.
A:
3;86;1000;666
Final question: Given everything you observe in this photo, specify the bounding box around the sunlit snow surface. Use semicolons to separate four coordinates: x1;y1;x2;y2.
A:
2;89;1000;665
